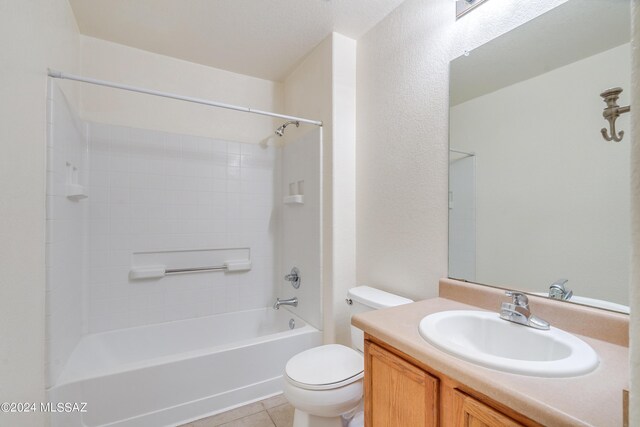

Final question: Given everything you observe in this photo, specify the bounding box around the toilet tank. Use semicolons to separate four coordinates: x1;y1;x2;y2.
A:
348;286;413;353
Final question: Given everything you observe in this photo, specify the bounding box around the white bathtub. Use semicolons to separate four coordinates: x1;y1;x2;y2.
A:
48;308;322;427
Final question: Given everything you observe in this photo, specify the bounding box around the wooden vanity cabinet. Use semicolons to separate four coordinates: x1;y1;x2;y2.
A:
364;338;540;427
451;391;525;427
365;340;439;426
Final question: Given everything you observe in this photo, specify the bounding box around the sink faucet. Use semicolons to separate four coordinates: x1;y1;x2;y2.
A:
499;291;550;330
549;279;573;301
273;296;298;310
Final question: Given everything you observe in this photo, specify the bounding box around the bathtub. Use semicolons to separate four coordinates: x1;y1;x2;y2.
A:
48;308;322;427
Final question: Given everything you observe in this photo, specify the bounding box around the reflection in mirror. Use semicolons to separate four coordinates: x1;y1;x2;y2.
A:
448;0;631;313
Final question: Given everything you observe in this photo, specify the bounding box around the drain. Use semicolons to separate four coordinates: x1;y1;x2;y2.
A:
289;318;295;330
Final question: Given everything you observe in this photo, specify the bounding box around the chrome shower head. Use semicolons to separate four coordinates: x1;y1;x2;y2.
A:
275;120;300;137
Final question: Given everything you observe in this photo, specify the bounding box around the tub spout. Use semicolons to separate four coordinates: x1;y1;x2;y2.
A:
273;297;298;310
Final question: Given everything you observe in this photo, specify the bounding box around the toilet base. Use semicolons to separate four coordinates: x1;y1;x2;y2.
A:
292;409;346;427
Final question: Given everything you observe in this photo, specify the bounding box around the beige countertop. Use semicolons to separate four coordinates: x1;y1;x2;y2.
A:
352;296;629;427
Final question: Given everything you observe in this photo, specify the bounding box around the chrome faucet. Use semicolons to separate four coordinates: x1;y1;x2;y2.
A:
499;291;550;330
284;267;300;289
273;296;298;310
549;279;572;301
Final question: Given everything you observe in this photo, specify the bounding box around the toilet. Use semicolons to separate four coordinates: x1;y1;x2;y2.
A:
283;286;413;427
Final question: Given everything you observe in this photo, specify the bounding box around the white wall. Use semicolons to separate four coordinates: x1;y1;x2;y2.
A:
280;129;323;330
284;33;356;344
629;0;639;423
284;35;334;342
86;122;279;332
80;36;283;145
448;155;476;281
359;2;638;420
0;0;80;425
330;35;357;345
46;84;87;387
356;0;568;301
450;44;630;304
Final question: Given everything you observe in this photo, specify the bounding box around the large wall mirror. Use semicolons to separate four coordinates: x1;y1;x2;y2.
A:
448;0;631;313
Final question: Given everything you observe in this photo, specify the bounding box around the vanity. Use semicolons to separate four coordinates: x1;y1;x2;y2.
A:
352;1;632;425
358;1;632;424
352;279;629;427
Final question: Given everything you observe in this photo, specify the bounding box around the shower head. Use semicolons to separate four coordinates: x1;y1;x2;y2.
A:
275;120;300;137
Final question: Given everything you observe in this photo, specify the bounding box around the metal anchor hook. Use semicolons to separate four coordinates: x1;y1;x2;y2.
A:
600;87;630;142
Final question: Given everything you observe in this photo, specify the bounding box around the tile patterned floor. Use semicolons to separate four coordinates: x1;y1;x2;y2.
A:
179;394;294;427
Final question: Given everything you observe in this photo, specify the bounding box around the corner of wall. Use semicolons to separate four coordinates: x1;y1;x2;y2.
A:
629;0;640;424
0;1;81;424
330;32;357;346
283;34;335;343
282;32;357;345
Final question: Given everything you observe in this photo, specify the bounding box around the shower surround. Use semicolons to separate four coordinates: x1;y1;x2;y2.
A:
86;121;280;334
46;83;323;426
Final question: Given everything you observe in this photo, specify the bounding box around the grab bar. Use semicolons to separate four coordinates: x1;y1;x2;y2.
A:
165;265;227;275
129;260;251;280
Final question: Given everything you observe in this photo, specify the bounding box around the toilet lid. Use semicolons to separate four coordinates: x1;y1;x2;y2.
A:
285;344;364;389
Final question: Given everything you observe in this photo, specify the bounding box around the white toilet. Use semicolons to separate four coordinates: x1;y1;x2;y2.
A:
283;286;413;427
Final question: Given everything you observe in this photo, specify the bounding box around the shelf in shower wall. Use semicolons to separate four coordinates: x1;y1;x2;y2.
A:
283;195;304;204
66;184;88;201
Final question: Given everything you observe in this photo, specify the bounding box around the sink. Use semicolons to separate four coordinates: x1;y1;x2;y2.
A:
418;310;598;377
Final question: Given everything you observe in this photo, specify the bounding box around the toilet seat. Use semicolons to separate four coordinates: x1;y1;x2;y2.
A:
287;371;364;391
285;344;364;391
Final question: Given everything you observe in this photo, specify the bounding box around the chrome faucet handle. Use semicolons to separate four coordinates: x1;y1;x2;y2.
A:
501;291;550;330
499;303;528;324
550;278;568;288
505;291;529;309
284;267;301;289
549;279;572;301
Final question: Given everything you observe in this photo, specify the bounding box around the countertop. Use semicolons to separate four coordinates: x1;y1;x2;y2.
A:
352;296;629;427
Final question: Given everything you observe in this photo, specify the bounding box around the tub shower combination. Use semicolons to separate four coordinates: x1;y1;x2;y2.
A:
46;73;323;426
50;310;321;426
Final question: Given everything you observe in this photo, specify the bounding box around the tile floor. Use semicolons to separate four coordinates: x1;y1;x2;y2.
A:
179;394;294;427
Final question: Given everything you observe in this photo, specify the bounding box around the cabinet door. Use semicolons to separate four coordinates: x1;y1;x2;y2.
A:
453;390;525;427
365;341;438;427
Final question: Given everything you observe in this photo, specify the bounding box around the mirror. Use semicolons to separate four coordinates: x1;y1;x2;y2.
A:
448;0;631;313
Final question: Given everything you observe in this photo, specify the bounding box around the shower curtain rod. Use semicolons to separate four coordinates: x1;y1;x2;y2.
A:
449;148;475;157
47;69;323;127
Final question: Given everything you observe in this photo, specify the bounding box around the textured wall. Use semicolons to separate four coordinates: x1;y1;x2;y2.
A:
356;0;568;301
330;34;357;345
284;33;357;345
0;0;80;425
80;36;283;145
284;35;335;341
630;0;639;423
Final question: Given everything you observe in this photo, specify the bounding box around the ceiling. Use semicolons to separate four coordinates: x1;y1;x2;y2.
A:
68;0;406;82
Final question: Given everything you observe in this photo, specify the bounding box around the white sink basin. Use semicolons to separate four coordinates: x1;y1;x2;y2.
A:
418;310;598;377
